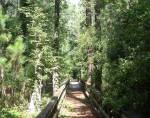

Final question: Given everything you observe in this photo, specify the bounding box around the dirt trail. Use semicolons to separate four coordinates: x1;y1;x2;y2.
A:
58;81;98;118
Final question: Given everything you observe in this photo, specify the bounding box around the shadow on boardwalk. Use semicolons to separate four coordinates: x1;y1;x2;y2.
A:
58;80;98;118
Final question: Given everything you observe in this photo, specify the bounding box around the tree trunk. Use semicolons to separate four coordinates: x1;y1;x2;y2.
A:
52;0;61;96
94;65;102;91
0;68;5;96
87;47;94;86
94;0;102;91
20;0;29;37
95;0;101;30
54;0;60;55
86;0;92;27
29;29;43;113
29;80;42;113
52;68;59;96
86;0;94;86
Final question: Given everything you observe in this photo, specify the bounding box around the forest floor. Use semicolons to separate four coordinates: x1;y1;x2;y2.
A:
58;80;98;118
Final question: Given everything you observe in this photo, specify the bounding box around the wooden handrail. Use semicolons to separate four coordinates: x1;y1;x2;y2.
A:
60;79;70;87
86;87;109;118
37;79;69;118
80;80;109;118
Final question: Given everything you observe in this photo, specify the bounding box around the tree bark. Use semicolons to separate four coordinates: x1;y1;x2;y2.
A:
95;0;101;30
94;0;102;91
0;68;5;96
86;0;94;86
94;65;102;91
52;0;61;96
20;0;29;37
54;0;60;55
86;0;92;27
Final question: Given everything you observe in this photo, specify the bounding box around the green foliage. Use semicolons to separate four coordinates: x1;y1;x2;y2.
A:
0;33;12;42
0;57;7;67
1;0;150;117
7;37;25;55
0;7;7;29
0;109;19;118
100;0;150;113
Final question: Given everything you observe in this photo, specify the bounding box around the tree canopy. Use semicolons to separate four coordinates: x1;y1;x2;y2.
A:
0;0;150;117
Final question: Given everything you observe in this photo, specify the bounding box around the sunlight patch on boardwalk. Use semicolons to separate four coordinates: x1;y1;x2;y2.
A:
58;81;97;118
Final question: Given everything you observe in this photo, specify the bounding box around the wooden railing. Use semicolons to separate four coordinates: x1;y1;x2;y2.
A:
80;80;109;118
81;80;131;118
37;79;69;118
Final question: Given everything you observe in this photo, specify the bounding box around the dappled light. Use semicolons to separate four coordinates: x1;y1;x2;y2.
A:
69;0;80;5
58;81;97;118
0;0;150;118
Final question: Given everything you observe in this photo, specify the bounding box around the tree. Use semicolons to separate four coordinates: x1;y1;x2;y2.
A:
94;0;102;91
52;0;61;96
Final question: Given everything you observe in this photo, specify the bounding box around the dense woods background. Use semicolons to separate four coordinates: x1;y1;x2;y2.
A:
0;0;150;118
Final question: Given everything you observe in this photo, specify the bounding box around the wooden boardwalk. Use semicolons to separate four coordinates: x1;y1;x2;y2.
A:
58;81;98;118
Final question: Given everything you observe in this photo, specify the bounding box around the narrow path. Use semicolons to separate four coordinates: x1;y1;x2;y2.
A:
58;80;98;118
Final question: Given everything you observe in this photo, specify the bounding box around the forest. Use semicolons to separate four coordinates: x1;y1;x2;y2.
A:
0;0;150;118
